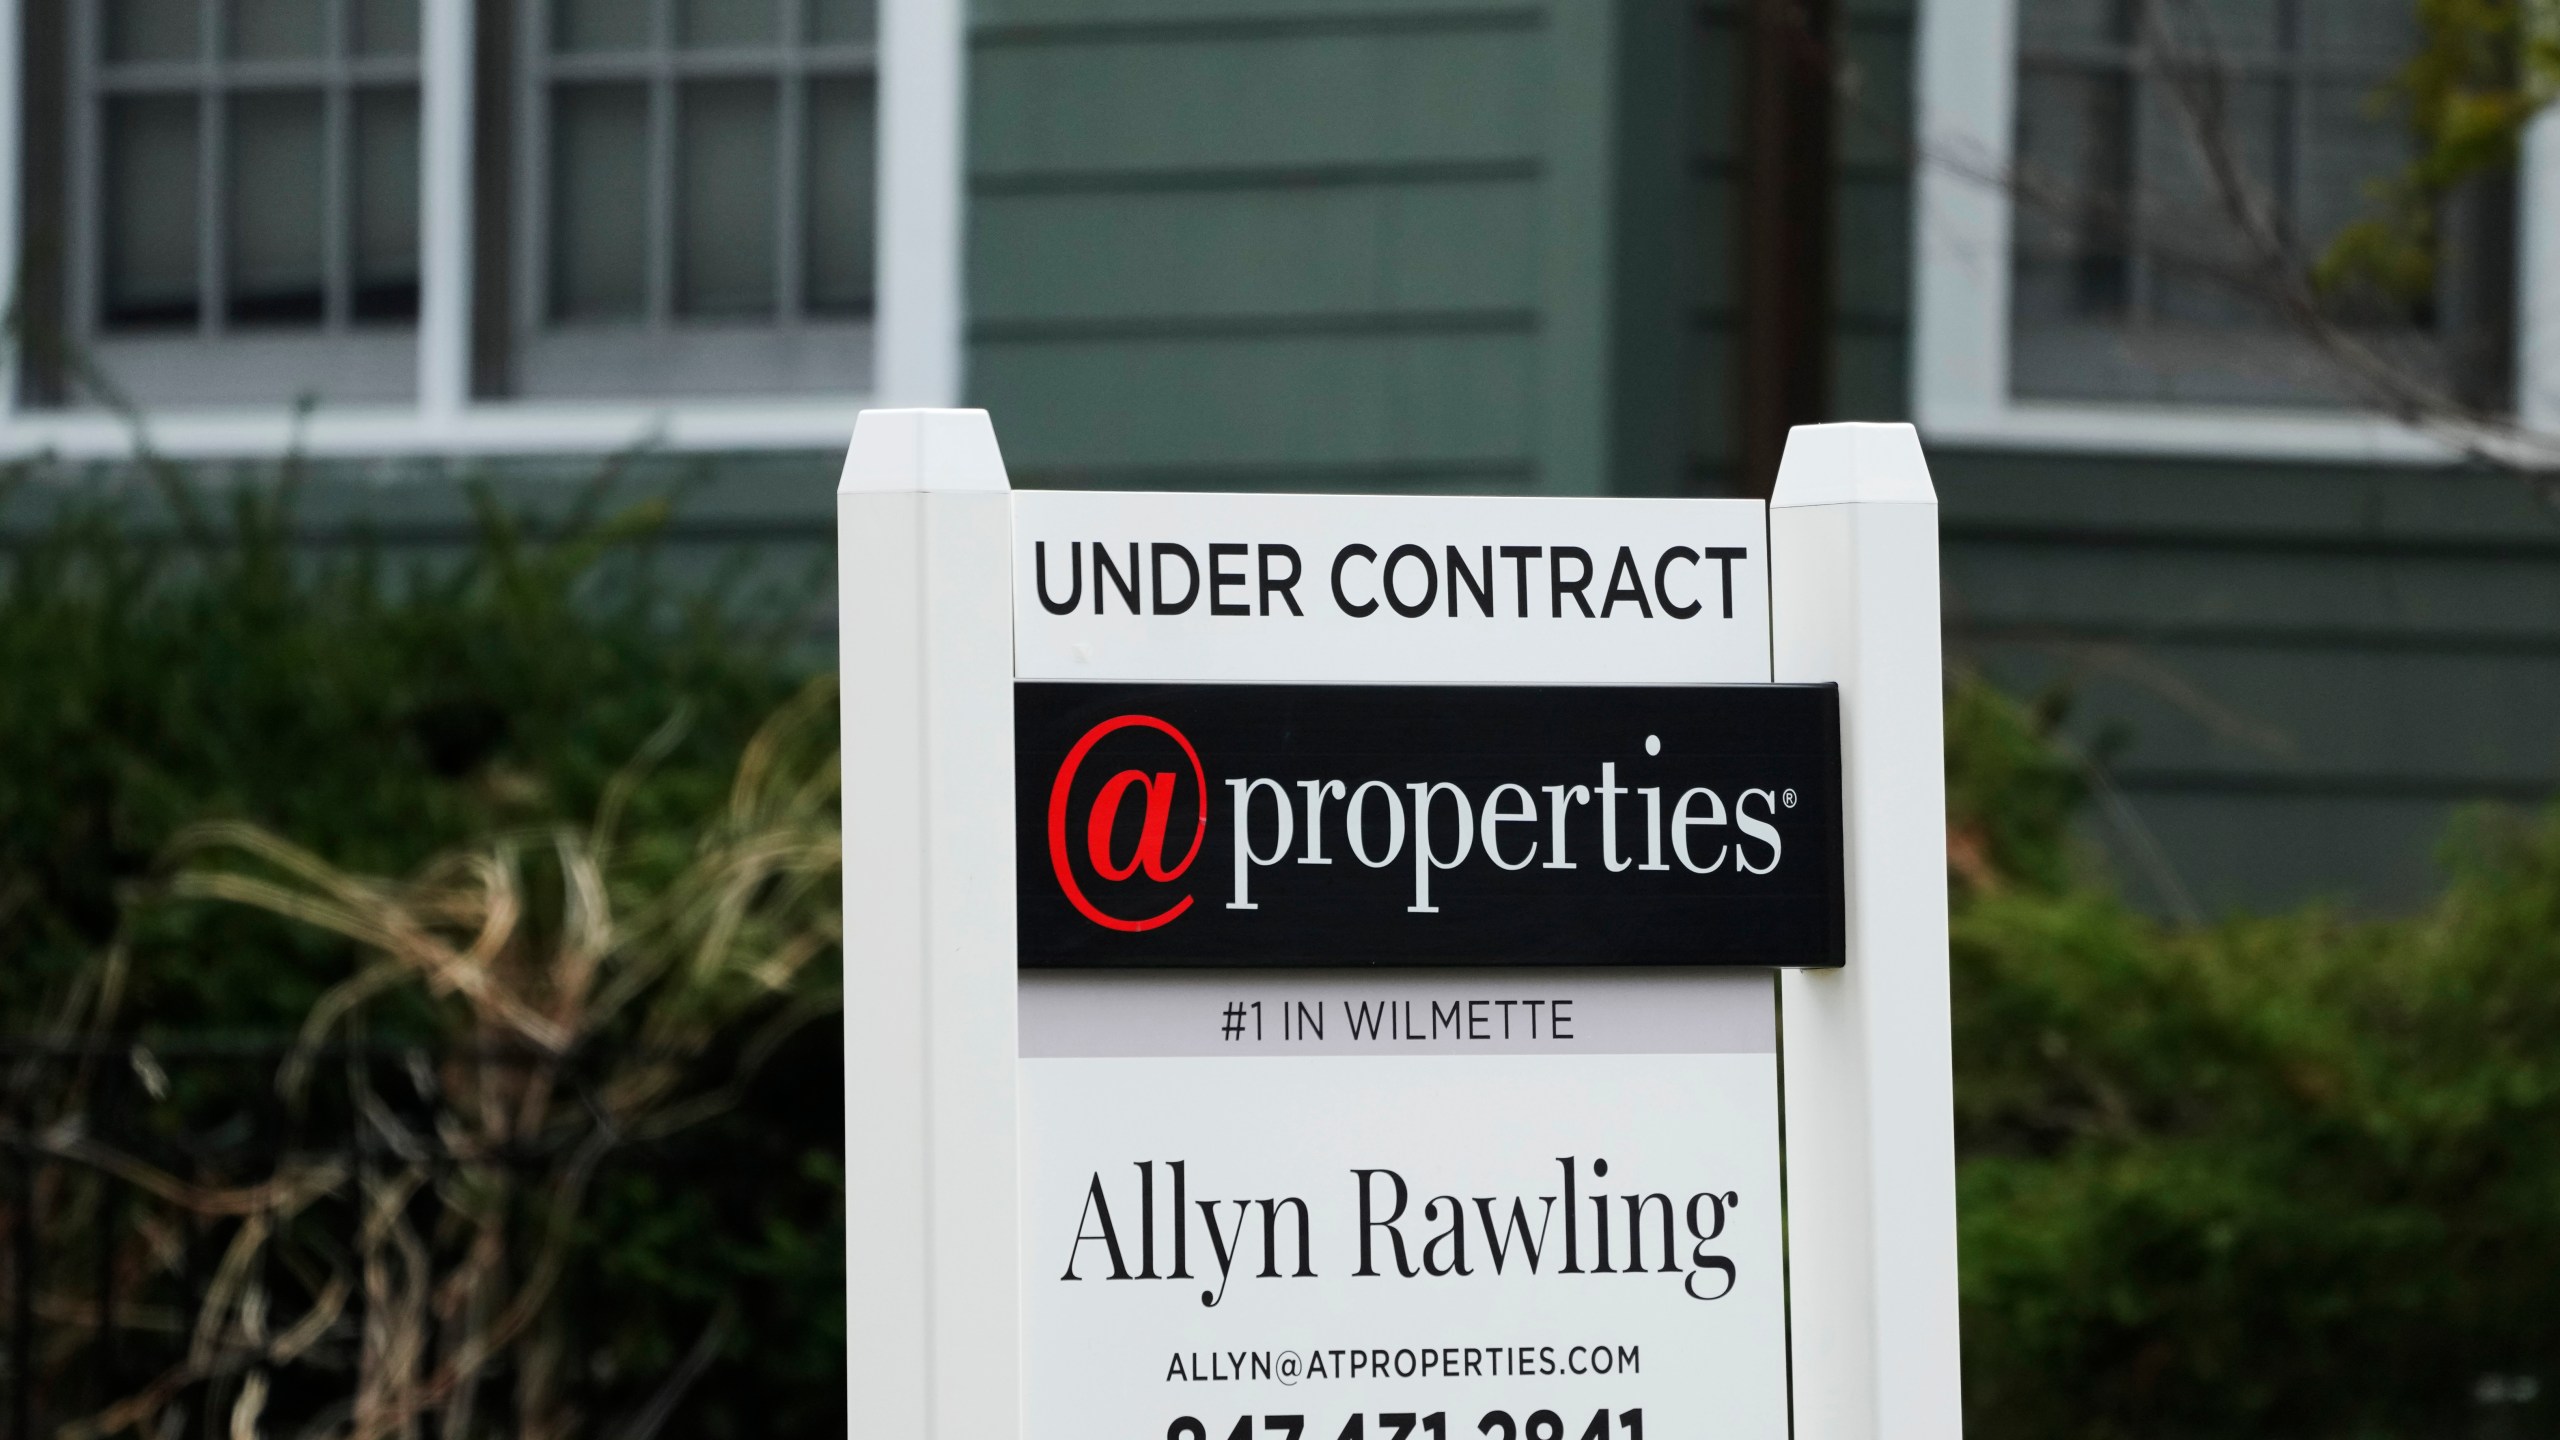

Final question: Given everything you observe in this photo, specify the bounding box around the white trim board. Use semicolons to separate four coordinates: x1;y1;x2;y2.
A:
1920;401;2457;464
0;399;876;461
1912;0;2559;467
417;0;474;427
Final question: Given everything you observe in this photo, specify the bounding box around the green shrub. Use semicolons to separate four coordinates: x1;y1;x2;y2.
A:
0;457;841;1436
0;457;811;1032
1948;676;2560;1440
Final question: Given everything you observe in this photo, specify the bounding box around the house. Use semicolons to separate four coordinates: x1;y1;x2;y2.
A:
4;0;2554;914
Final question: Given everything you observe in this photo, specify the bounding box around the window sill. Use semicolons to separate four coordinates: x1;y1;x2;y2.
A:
0;394;875;460
1916;396;2480;467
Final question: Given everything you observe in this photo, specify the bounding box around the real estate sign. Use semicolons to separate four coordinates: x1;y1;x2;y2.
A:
840;412;1960;1440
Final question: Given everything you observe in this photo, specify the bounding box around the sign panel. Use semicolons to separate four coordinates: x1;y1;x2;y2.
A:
1005;484;1818;1440
1013;492;1772;684
1020;970;1787;1440
843;413;1959;1440
1017;681;1845;968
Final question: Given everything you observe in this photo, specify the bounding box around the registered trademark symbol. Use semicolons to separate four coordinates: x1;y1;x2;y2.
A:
1782;788;1798;809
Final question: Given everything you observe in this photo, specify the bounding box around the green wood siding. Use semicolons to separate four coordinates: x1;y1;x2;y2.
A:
1937;452;2560;915
0;454;841;652
967;0;1681;494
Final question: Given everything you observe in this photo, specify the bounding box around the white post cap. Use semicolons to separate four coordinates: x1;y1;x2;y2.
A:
838;407;1013;494
1769;422;1937;508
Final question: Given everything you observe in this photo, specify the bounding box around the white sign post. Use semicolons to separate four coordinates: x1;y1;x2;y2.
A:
1769;427;1963;1440
841;409;1959;1440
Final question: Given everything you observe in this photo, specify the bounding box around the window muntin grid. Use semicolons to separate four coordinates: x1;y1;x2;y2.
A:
515;0;877;352
6;0;930;443
2005;0;2491;408
76;0;423;339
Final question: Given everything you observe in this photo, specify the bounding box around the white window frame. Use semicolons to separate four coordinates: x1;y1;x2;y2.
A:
1913;0;2560;463
0;0;962;458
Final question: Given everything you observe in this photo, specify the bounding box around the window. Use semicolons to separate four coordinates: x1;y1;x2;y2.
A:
2010;0;2508;410
23;0;423;408
1915;0;2543;457
499;0;879;399
6;0;935;452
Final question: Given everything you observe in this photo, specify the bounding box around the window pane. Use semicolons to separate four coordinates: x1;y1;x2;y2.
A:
229;91;326;323
2158;0;2280;54
2302;78;2425;323
2302;81;2410;243
551;82;649;320
554;0;648;52
807;75;876;315
2012;68;2132;322
356;0;421;56
2142;76;2288;326
680;0;776;47
104;95;201;328
808;0;875;44
677;81;776;317
105;0;199;62
2019;0;2128;49
230;0;325;59
2304;0;2416;61
355;87;421;320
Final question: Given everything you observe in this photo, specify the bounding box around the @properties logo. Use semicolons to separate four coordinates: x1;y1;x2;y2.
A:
1045;714;1208;932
